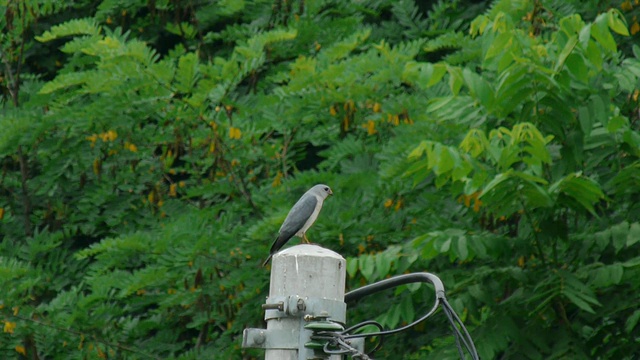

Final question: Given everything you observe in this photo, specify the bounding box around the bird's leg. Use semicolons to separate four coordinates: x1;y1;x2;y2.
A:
302;233;311;244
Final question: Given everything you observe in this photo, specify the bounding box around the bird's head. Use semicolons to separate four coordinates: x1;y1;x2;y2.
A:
311;184;333;199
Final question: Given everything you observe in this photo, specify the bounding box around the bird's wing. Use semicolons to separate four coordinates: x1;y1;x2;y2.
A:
278;193;318;240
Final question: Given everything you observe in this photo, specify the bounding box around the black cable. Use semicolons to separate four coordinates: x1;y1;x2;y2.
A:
345;273;445;303
442;303;471;352
442;301;467;359
341;320;384;355
343;273;443;339
441;297;479;360
342;320;384;334
342;272;480;360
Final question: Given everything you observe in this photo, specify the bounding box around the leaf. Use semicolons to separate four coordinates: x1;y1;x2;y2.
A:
590;263;624;287
374;252;392;279
36;18;101;42
447;66;464;95
428;63;448;87
456;236;469;261
607;9;630;36
564;290;596;314
607;115;628;133
39;72;89;94
625;310;640;334
399;294;415;324
554;35;578;72
560;271;602;314
463;68;495;109
359;255;375;282
175;53;199;93
346;258;358;278
408;141;428;159
591;13;617;53
485;32;513;60
578;105;592;136
611;221;629;253
549;173;604;215
627;222;640;247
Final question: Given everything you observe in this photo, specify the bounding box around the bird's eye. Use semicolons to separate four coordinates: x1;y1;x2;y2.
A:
324;187;329;192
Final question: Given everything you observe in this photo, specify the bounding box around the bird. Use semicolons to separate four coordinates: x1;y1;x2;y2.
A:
262;184;333;267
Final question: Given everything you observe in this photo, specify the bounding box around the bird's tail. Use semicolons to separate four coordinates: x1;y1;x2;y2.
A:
261;254;273;267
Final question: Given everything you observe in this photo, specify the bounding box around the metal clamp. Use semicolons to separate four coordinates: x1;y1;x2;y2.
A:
263;295;346;323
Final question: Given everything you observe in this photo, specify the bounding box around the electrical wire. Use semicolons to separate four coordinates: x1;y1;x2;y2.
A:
340;272;480;360
341;320;384;355
441;297;479;360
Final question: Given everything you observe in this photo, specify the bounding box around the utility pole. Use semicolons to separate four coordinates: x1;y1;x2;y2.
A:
243;244;361;359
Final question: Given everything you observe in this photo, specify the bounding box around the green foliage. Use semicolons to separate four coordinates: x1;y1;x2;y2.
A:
2;0;640;359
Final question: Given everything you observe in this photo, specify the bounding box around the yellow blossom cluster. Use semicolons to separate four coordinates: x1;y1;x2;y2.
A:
86;130;118;148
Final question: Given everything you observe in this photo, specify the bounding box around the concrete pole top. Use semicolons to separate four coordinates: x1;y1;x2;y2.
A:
275;244;344;260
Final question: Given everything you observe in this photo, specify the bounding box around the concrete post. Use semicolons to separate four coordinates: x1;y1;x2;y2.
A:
266;244;346;360
243;244;347;359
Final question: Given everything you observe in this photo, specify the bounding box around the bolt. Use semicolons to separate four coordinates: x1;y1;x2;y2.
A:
261;302;284;311
253;331;265;345
297;298;306;311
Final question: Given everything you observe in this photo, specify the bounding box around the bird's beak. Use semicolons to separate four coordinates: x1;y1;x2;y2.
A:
329;189;333;196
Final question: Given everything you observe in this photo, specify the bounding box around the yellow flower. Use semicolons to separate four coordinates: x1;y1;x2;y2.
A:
357;244;366;254
169;184;177;197
473;198;482;212
229;127;242;139
3;321;16;334
15;345;26;356
343;115;350;131
272;171;283;187
126;142;138;152
384;199;394;208
106;130;118;141
93;158;101;175
329;105;337;116
631;21;640;35
621;0;633;11
366;120;377;135
372;102;381;113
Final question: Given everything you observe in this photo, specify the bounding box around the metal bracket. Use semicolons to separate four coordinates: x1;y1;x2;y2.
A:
243;328;301;349
263;295;346;323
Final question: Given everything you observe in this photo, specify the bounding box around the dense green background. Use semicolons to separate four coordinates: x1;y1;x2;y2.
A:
2;0;640;358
